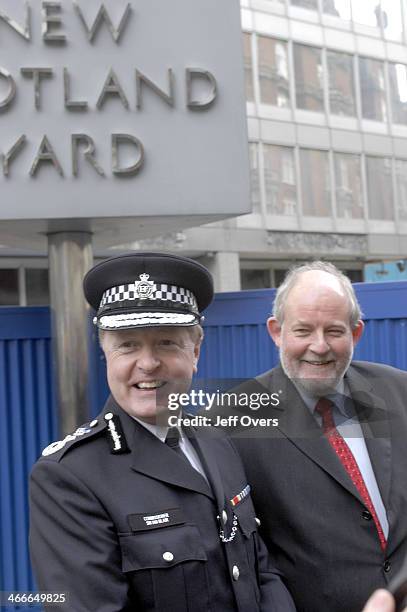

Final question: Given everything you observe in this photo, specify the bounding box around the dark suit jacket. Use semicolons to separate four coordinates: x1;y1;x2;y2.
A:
29;397;295;612
230;361;407;612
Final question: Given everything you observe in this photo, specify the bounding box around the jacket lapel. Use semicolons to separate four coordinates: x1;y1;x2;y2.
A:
100;398;213;499
130;426;213;499
185;425;227;515
260;368;366;503
261;366;392;507
345;366;392;508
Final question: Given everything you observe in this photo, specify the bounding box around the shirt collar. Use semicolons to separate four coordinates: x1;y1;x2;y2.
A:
292;378;354;418
131;417;169;442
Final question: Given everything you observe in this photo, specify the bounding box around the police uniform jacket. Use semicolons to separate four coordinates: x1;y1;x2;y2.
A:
29;397;296;612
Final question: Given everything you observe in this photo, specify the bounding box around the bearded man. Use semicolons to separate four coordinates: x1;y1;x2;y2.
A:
230;261;407;612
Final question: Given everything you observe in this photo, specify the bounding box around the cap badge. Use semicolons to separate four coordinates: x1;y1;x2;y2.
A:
135;273;155;299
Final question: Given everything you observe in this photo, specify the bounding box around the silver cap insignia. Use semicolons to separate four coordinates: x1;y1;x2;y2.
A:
135;273;155;299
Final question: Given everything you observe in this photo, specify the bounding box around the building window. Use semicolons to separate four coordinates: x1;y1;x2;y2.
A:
258;36;290;108
300;149;332;216
334;153;363;219
264;145;297;216
274;269;289;287
0;267;50;306
0;269;19;305
395;159;407;221
359;57;387;122
366;156;394;220
351;0;381;28
249;143;261;213
290;0;318;9
240;268;271;290
322;0;352;20
389;63;407;125
327;51;356;116
344;269;363;282
243;33;254;102
381;0;403;40
294;44;324;112
26;269;49;305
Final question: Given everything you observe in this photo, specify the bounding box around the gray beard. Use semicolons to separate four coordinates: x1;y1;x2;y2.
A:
279;349;353;397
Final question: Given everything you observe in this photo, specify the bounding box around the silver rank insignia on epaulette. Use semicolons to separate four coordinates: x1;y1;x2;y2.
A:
42;426;92;456
104;413;130;454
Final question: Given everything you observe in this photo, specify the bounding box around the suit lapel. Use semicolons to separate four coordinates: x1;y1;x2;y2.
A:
263;368;366;503
263;366;392;507
345;366;392;508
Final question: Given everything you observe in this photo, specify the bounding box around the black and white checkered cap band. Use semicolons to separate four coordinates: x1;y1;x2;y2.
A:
100;282;198;311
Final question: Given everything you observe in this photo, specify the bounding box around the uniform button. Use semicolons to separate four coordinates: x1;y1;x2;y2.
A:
232;565;240;581
163;552;174;562
362;510;372;521
383;560;391;573
104;413;113;420
255;517;261;527
222;510;228;525
89;419;98;428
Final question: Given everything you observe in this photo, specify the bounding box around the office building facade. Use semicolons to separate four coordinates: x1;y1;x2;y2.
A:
1;0;407;302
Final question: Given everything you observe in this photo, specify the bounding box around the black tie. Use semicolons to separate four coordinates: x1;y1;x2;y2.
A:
165;427;189;465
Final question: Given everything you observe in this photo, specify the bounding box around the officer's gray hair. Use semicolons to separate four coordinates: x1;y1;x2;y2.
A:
272;261;363;329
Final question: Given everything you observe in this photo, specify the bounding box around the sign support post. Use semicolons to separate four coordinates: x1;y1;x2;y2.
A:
48;231;93;435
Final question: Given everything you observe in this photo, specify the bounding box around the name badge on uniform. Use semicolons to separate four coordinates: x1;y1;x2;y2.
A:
128;508;185;531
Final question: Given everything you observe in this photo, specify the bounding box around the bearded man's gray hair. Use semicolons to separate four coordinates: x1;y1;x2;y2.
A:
272;261;363;329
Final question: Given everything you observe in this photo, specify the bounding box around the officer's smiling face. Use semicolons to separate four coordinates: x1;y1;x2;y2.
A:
101;326;201;424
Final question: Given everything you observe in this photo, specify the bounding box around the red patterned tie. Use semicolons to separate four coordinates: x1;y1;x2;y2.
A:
315;398;387;551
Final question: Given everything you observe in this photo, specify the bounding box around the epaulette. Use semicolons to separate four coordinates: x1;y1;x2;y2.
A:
40;418;107;461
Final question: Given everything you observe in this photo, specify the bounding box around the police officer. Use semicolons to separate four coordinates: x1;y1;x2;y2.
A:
29;252;295;612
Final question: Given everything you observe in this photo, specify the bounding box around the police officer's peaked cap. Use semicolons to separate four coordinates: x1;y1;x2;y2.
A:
83;252;214;330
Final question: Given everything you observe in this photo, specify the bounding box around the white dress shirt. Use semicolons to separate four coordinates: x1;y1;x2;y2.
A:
295;380;389;538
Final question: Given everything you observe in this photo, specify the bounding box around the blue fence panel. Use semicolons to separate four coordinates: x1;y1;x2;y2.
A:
198;289;278;379
0;308;55;611
199;282;407;376
89;282;407;409
352;282;407;370
0;280;407;605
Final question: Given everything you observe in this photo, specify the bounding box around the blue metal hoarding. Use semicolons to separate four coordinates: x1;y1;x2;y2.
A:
1;281;406;607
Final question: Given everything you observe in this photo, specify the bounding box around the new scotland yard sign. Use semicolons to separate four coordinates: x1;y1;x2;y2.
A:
0;0;249;246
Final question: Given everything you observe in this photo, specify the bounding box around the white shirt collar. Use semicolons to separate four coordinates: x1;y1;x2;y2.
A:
131;417;170;442
292;378;353;417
